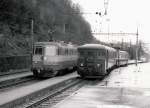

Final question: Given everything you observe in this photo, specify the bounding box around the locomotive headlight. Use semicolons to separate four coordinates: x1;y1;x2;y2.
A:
97;64;100;67
37;69;41;73
43;57;47;61
80;63;84;67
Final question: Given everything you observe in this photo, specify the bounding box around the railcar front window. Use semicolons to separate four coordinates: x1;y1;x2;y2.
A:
88;51;94;56
98;50;105;57
79;51;85;56
34;47;43;55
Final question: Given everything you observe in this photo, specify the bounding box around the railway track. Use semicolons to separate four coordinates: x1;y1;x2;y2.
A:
0;69;29;77
16;77;82;108
14;77;99;108
0;75;36;91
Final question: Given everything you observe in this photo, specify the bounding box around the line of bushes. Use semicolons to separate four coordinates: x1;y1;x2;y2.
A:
0;55;31;72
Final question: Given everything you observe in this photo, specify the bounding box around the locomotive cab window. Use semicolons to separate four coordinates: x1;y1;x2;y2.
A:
34;47;43;55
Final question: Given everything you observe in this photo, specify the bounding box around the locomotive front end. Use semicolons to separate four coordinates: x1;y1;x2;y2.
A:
77;45;106;78
32;45;45;77
32;43;59;77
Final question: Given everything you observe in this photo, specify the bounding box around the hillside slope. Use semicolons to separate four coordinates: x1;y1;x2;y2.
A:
0;0;95;56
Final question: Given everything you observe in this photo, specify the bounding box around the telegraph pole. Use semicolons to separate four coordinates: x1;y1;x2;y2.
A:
31;19;34;68
121;38;124;49
31;19;34;48
136;28;139;66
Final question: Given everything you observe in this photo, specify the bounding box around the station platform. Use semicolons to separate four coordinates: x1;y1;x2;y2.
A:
53;86;150;108
53;62;150;108
0;72;32;82
0;72;78;107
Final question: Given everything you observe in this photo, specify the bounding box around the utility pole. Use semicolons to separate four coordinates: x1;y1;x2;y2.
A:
136;28;139;66
31;19;34;68
31;19;34;48
121;38;124;50
104;0;109;15
129;39;132;59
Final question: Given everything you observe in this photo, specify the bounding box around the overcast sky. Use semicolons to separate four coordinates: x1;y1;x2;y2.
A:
71;0;150;49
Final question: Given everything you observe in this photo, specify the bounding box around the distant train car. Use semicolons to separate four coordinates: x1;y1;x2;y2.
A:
32;41;78;78
77;44;117;78
116;50;129;66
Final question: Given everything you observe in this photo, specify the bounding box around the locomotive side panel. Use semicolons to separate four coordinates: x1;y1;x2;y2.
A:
32;42;78;78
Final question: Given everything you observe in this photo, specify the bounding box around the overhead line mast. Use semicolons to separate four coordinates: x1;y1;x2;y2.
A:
104;0;109;15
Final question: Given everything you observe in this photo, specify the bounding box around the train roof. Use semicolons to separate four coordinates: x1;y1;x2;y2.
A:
119;50;129;54
34;41;65;46
34;41;76;49
119;50;127;53
78;44;116;51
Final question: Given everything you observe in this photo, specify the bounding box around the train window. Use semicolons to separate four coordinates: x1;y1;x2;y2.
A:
98;51;105;56
60;48;65;55
71;49;74;55
71;50;73;55
79;51;85;56
74;49;77;55
88;51;94;56
98;52;101;56
33;47;35;54
34;47;43;55
58;48;60;55
65;49;68;55
69;49;72;55
58;47;63;55
45;46;57;56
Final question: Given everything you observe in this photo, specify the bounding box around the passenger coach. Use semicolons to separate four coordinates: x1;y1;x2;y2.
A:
77;44;117;78
116;50;129;66
32;41;78;78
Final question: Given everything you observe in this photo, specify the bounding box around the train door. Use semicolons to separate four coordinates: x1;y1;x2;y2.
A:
106;50;109;69
96;50;107;75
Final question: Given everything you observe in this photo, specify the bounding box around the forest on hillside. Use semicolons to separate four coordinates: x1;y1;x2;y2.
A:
0;0;96;56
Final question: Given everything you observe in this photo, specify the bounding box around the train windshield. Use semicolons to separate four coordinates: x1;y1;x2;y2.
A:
79;50;95;57
34;46;43;55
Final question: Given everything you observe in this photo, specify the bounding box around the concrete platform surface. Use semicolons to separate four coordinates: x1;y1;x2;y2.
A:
0;72;78;106
53;63;150;108
53;86;150;108
0;72;32;82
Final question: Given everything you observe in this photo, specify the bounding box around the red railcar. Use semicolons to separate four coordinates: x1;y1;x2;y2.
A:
77;44;117;78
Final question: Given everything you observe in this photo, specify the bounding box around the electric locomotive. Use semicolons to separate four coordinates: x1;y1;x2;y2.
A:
77;44;117;78
32;41;78;78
